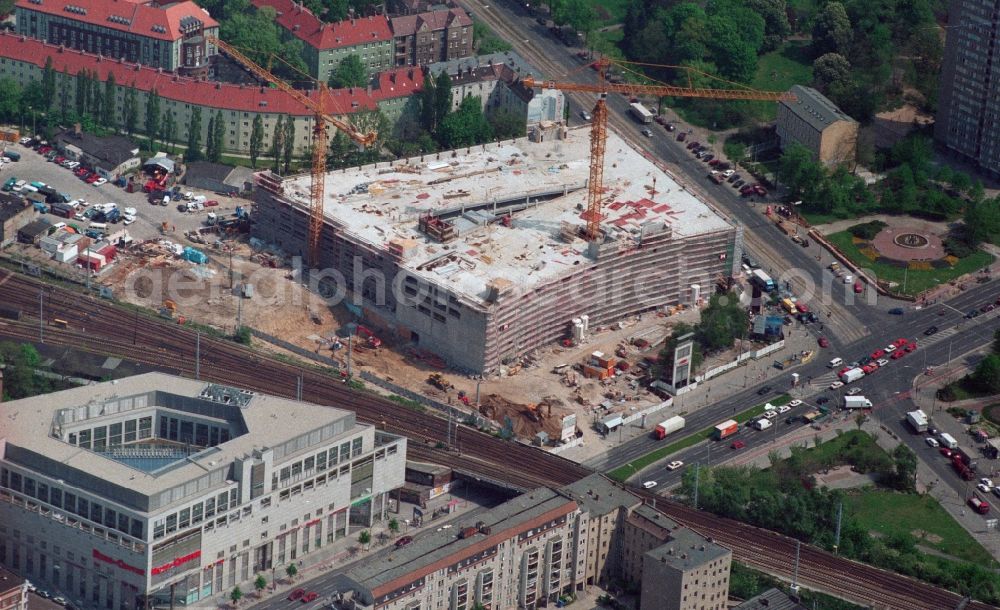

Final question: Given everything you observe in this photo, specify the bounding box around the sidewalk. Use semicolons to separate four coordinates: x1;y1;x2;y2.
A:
197;486;495;610
907;353;1000;559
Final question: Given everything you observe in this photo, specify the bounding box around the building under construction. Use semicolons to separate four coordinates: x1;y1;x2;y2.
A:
252;127;741;373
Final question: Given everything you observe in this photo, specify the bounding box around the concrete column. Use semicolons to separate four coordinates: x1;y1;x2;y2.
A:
98;576;108;610
84;568;95;606
110;579;121;610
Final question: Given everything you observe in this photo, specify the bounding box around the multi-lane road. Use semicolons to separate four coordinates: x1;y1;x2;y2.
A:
619;288;1000;502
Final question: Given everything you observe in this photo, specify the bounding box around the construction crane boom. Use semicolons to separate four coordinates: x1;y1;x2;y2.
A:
208;35;377;265
521;66;793;241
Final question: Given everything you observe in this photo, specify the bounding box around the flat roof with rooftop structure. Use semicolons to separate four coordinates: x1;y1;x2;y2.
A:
0;372;359;511
560;472;642;516
278;127;732;305
343;487;576;603
644;527;731;570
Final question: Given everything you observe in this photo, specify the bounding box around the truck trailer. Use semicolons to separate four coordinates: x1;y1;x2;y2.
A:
629;102;654;124
712;419;739;440
905;410;928;433
843;396;873;409
839;368;865;384
653;415;686;440
750;269;775;292
939;432;958;449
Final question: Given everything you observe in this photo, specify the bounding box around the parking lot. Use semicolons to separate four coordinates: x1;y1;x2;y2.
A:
1;141;244;242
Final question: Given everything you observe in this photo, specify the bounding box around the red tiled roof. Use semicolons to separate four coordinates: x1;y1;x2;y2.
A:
0;33;423;115
15;0;220;42
250;0;391;50
390;8;472;38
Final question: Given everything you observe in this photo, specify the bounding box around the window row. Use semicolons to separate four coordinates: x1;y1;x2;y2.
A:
0;468;143;538
272;437;364;490
152;488;239;540
66;416;152;450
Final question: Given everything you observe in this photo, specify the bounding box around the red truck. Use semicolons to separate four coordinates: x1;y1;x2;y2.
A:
653;416;686;440
969;496;991;514
953;456;975;480
712;419;739;441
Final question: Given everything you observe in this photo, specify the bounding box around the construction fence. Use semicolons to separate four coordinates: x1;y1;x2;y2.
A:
697;339;786;382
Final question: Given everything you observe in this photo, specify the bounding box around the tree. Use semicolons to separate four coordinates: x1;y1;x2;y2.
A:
706;14;761;82
103;71;117;128
124;84;139;135
420;72;436;132
434;71;452;131
488;110;526;140
854;412;868;430
229;587;243;607
437;95;492;149
564;2;598;43
161;108;177;153
282;115;295;174
746;0;790;52
891;444;917;492
41;56;55;111
812;2;852;57
145;89;161;145
0;78;21;123
213;110;225;162
89;72;103;127
358;530;371;550
284;563;298;581
206;114;216;162
972;354;1000;394
388;518;400;535
778;143;826;200
270;118;284;173
186;106;203;162
59;67;70;116
253;575;267;597
329;54;368;89
812;53;852;92
249;114;264;168
75;70;87;116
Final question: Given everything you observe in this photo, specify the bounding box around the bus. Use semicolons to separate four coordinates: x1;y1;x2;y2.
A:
629;102;654;124
750;269;775;292
781;298;798;314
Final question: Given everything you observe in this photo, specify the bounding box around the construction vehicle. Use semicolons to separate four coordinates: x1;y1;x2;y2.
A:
522;59;791;242
428;373;453;391
356;324;382;348
207;36;377;266
159;299;177;319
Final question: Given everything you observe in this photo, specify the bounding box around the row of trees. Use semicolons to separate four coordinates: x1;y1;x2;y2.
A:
0;342;75;401
681;431;1000;602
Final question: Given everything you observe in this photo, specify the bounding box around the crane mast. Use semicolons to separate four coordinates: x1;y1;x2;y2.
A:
522;62;793;242
208;36;377;266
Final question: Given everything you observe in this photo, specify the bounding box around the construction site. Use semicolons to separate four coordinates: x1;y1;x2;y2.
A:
252;126;741;374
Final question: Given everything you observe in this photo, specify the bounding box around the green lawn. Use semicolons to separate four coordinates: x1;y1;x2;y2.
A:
747;41;814;121
584;0;630;25
826;230;995;296
590;28;625;60
845;490;996;565
608;394;791;482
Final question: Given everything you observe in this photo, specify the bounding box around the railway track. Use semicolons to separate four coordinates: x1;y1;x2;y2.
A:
0;271;995;609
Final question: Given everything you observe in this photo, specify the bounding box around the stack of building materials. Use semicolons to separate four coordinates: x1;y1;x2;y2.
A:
582;350;617;380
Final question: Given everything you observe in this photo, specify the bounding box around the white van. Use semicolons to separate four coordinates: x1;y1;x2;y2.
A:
191;195;207;205
88;222;108;233
828;357;843;368
22;184;38;193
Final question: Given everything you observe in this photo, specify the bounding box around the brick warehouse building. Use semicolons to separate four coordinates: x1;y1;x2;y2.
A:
0;374;407;609
14;0;220;76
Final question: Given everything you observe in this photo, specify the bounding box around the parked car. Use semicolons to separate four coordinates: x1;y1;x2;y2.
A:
676;132;687;142
888;307;904;315
93;178;107;186
287;590;305;601
756;385;772;396
395;535;414;547
818;337;829;348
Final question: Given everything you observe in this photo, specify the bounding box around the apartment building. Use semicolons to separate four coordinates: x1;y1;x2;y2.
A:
0;568;28;610
0;373;407;610
14;0;219;75
0;33;424;157
390;8;473;67
250;0;393;84
427;52;565;128
935;0;1000;178
775;85;858;167
338;475;731;610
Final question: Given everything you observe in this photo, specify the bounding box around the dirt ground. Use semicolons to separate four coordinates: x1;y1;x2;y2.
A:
104;234;703;444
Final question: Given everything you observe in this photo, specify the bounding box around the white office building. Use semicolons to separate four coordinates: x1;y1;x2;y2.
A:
0;373;407;609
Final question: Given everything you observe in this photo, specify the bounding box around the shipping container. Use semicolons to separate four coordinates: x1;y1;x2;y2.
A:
712;419;739;440
653;416;685;440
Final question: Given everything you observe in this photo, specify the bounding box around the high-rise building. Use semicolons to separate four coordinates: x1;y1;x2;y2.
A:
935;0;1000;178
0;374;407;609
